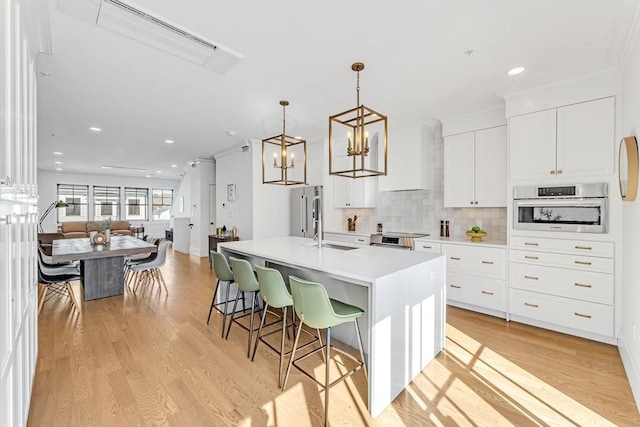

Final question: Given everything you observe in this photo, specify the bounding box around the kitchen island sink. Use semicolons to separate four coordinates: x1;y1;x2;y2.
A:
219;236;445;418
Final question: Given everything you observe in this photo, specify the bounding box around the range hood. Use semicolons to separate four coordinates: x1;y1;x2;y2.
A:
56;0;244;74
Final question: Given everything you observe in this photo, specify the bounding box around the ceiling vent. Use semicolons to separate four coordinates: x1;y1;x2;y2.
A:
56;0;243;74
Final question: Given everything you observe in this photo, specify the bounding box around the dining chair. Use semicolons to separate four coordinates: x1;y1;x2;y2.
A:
37;257;82;313
129;239;171;293
282;275;367;427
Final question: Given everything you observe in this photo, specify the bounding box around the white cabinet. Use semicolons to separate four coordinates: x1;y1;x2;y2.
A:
323;232;370;246
332;157;377;208
444;126;507;207
510;97;614;181
509;235;615;341
415;238;507;317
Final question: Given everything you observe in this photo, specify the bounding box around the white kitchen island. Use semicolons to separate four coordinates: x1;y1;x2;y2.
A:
218;236;446;418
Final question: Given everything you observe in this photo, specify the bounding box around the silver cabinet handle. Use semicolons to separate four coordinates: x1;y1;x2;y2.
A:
575;245;592;250
481;260;494;264
524;302;539;308
450;284;461;289
524;255;539;260
574;260;592;266
574;312;591;319
450;257;461;260
524;242;539;246
481;291;494;295
524;275;538;280
574;283;592;288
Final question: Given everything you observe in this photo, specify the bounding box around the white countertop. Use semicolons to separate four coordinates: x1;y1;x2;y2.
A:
415;235;507;248
218;236;442;284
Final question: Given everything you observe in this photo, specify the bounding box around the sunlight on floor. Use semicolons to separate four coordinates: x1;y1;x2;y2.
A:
436;325;618;426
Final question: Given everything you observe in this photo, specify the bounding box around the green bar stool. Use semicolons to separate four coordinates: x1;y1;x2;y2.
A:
283;276;367;427
207;250;235;338
226;257;262;358
250;265;298;388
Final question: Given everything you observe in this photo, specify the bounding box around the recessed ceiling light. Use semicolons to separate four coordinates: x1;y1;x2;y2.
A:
55;168;62;171
165;139;174;144
54;161;62;165
89;127;102;132
156;170;162;174
101;166;113;169
53;151;63;155
507;66;525;76
171;164;177;168
145;174;152;178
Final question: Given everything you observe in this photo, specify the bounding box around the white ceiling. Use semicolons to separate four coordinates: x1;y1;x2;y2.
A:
37;0;639;179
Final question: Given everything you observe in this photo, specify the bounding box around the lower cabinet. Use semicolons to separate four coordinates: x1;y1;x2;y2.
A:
323;232;370;246
415;238;507;318
509;235;615;342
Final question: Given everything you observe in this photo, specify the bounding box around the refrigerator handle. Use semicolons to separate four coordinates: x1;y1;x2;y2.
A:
301;195;307;233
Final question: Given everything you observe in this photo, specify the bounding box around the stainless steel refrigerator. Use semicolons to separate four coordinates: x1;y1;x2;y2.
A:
290;185;323;238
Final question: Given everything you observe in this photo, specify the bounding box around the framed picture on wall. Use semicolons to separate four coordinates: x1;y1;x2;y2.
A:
227;183;236;202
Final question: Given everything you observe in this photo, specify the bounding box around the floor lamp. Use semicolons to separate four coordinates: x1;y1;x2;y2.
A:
38;200;68;233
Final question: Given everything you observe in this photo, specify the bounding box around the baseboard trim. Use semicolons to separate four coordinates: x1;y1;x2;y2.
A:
619;334;640;412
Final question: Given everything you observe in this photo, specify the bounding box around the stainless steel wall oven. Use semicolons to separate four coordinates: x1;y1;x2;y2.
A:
513;183;608;233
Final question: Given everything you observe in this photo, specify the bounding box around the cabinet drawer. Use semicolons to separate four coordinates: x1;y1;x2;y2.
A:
324;233;352;244
510;236;613;258
414;241;441;254
510;263;613;304
353;236;370;246
443;244;506;279
509;289;613;337
447;272;505;311
510;249;613;274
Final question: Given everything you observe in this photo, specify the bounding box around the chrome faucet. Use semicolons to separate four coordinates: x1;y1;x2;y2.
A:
313;195;322;248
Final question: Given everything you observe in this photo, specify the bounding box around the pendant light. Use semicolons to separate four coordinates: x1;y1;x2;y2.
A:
262;100;307;185
329;62;388;178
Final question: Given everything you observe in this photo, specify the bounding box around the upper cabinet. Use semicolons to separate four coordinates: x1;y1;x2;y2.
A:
444;126;507;207
378;121;433;192
333;155;377;208
510;97;614;181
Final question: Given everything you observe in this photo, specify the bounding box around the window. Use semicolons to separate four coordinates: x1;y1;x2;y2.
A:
125;187;148;220
93;186;120;220
57;184;88;222
152;188;173;220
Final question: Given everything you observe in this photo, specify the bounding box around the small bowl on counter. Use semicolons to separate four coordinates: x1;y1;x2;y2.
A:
465;231;487;241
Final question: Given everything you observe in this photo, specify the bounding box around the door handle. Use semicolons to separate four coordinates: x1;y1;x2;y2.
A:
524;242;539;246
524;255;539;260
574;283;592;288
574;260;592;266
524;275;538;280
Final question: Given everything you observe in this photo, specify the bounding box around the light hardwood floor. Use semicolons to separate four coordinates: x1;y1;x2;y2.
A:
28;247;640;426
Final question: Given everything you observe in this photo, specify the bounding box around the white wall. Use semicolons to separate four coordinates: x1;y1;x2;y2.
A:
620;5;640;409
250;141;289;239
215;145;255;240
37;170;179;238
188;159;214;257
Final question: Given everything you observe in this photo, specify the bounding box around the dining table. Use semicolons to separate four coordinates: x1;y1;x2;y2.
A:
51;236;158;300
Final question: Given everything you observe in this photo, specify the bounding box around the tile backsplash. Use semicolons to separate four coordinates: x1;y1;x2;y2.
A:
342;126;507;241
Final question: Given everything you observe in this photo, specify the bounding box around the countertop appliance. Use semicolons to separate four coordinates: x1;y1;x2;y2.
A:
290;185;323;238
370;231;430;250
513;183;608;233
